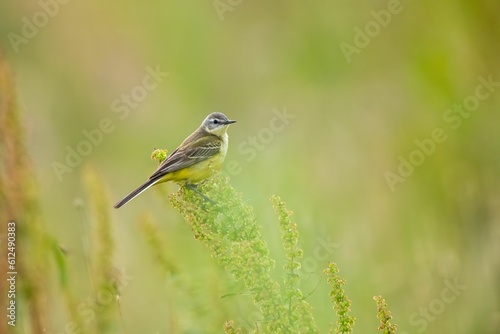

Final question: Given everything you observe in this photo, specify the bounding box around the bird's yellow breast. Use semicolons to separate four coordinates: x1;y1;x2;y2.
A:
158;152;224;185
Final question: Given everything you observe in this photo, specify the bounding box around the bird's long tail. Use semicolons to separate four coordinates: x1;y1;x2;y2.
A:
114;177;161;209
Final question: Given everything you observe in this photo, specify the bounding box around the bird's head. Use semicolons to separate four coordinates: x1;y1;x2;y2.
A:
201;112;236;136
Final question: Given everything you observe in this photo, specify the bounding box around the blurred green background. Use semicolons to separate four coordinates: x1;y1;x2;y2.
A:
1;0;499;333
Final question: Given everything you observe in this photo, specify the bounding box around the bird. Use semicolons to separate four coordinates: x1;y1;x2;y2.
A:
114;112;236;209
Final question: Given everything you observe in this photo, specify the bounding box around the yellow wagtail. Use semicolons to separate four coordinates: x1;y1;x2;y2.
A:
114;112;236;208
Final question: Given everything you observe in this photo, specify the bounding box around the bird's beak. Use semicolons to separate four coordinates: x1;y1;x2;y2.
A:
225;119;237;124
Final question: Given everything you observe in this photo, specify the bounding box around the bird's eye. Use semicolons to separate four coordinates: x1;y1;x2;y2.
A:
213;119;219;124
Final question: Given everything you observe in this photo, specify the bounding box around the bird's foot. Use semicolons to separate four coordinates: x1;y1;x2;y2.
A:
185;183;216;205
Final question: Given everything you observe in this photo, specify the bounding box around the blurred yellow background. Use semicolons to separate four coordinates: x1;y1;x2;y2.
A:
1;0;499;333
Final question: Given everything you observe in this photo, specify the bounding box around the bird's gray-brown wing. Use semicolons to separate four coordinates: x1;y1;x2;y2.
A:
148;133;221;180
